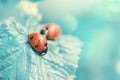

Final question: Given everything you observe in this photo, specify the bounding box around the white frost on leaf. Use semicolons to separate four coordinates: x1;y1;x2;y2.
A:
0;18;83;80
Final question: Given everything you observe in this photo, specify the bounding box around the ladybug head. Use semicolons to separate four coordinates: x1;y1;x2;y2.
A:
40;23;61;40
40;27;48;35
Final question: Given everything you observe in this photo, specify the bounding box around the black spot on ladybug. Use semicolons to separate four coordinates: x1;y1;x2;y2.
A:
46;28;48;30
30;36;33;40
35;45;38;48
45;43;47;46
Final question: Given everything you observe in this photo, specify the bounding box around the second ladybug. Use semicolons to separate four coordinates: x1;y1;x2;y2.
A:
40;23;61;40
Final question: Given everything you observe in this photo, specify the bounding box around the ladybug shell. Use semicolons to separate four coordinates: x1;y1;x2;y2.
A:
28;33;47;53
43;23;60;40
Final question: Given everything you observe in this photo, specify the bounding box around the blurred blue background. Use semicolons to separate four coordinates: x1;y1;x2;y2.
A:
38;0;120;80
0;0;120;80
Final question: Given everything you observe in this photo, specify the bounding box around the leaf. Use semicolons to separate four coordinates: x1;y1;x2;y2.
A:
0;18;83;80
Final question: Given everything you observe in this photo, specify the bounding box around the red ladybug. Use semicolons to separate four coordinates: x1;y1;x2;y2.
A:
28;33;48;55
40;23;61;40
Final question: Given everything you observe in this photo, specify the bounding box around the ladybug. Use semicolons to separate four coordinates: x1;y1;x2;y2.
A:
28;33;48;56
40;23;61;40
